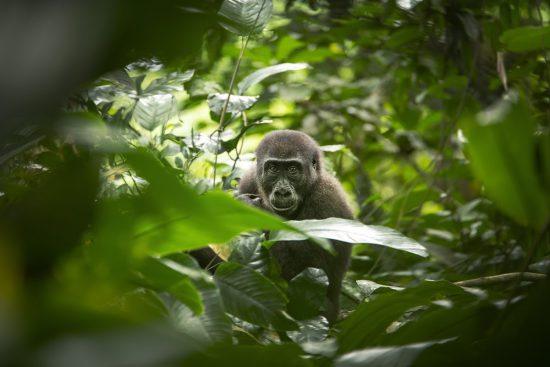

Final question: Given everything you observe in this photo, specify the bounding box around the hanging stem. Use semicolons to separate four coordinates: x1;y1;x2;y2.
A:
212;37;250;187
212;0;267;188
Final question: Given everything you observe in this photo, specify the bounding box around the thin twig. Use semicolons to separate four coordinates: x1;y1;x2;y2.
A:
212;37;248;187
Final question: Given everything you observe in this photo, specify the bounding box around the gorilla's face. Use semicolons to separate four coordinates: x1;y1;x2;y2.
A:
254;130;322;218
261;158;311;216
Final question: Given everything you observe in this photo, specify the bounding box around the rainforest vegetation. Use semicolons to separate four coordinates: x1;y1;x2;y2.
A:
0;0;549;366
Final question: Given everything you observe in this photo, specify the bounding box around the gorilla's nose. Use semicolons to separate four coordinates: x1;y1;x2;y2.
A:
274;187;292;199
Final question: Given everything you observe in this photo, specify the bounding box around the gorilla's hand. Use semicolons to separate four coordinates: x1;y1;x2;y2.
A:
237;193;263;208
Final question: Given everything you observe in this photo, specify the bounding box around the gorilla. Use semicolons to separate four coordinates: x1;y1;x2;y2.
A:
238;130;353;323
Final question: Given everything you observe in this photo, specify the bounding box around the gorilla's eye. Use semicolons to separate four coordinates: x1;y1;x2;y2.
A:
288;166;298;175
267;164;279;174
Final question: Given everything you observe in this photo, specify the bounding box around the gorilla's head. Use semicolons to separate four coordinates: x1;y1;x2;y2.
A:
255;130;323;217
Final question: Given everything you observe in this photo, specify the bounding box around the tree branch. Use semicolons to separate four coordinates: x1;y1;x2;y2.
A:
454;272;547;287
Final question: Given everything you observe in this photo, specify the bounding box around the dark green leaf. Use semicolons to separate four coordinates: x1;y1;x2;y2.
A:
386;27;422;48
215;262;297;330
287;316;329;344
287;268;328;320
500;26;550;52
461;93;549;229
166;253;232;344
121;149;292;254
139;257;204;315
228;233;271;273
338;281;477;353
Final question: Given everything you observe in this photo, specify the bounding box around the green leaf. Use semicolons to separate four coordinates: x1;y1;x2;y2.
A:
218;0;273;35
290;48;334;63
237;62;310;95
228;233;271;274
120;149;292;254
276;35;305;60
288;316;329;344
207;93;258;115
382;302;494;346
386;27;422;48
356;280;403;298
287;268;328;320
142;70;194;96
220;118;273;153
271;218;428;257
500;26;550;52
338;281;476;353
133;94;175;131
215;262;298;330
166;253;232;344
460;93;549;229
139;257;204;315
320;144;359;162
335;339;454;367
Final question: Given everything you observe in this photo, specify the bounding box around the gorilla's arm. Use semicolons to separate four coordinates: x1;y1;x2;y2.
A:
238;168;258;195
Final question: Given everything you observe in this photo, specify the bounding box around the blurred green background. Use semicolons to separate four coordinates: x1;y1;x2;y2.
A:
0;0;549;366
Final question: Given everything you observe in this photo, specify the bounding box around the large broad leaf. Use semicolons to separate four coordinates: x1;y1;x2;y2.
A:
335;339;453;367
271;218;428;257
461;93;549;229
288;316;334;357
138;257;204;315
500;26;550;52
287;268;328;320
237;62;310;95
288;316;329;344
228;233;271;274
218;0;273;35
207;93;258;115
165;253;232;344
380;302;495;347
111;149;293;255
215;262;297;330
142;70;194;96
338;281;477;353
133;94;175;131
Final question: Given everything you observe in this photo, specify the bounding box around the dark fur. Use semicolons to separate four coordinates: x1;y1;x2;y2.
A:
238;130;353;323
189;247;224;272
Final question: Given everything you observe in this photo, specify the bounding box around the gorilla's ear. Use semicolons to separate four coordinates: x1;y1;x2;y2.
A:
312;159;318;170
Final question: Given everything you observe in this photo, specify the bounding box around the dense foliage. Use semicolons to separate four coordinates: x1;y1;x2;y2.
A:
1;0;549;366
